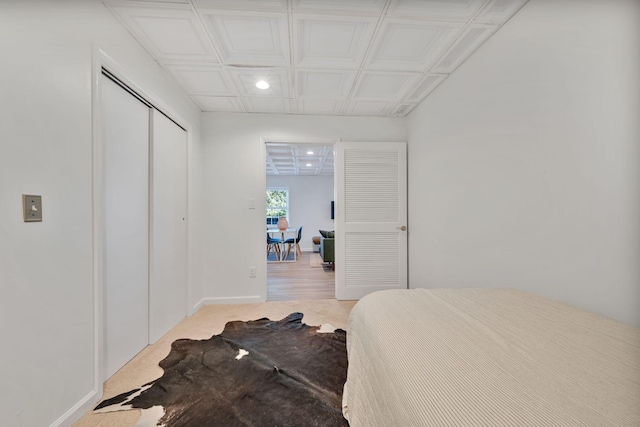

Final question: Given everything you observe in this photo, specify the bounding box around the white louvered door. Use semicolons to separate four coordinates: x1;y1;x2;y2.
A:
335;142;407;300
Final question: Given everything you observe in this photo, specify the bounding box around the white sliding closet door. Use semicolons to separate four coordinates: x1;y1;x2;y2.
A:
335;142;408;300
101;76;150;379
149;110;188;343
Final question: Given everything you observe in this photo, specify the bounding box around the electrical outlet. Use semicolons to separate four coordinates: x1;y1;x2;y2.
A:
249;267;256;278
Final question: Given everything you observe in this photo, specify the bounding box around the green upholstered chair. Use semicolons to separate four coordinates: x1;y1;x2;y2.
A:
320;235;334;269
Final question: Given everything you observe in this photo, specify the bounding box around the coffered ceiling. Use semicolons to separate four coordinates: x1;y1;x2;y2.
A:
266;143;334;176
102;0;528;117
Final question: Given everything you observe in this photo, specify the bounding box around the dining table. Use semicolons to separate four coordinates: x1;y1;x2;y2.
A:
267;227;298;262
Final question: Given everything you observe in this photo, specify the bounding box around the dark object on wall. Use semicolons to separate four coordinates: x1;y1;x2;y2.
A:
331;200;334;220
94;313;349;427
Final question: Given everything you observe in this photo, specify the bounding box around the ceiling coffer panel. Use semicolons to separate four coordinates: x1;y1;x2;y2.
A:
227;67;292;97
192;95;244;112
386;0;489;20
102;0;529;117
292;0;387;15
296;69;357;99
347;100;393;116
164;65;234;95
126;0;190;3
242;97;292;114
193;0;288;10
298;99;345;115
366;20;464;71
294;15;377;69
352;71;422;102
109;4;217;62
201;10;290;66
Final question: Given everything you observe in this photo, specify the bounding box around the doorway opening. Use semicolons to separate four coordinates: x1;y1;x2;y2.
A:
265;142;336;301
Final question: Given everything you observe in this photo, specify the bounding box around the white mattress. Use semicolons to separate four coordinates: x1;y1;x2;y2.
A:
342;288;640;426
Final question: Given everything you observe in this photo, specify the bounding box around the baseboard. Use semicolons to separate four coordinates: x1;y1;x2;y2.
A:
50;388;101;427
192;298;205;314
200;295;265;305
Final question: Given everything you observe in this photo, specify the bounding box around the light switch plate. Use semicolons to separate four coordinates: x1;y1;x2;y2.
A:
23;194;42;222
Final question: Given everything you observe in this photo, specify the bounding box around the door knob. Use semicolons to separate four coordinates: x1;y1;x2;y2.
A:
399;225;407;231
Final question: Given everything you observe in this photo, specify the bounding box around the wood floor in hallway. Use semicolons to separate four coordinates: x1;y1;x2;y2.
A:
267;251;335;301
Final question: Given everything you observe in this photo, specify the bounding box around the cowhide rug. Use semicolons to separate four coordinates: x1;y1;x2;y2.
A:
95;312;349;427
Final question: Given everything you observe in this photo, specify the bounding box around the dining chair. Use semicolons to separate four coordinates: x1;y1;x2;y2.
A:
284;226;303;260
267;233;281;259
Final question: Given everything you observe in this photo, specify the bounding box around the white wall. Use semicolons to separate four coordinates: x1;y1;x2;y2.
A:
0;1;203;426
200;113;405;304
267;175;335;252
406;0;640;327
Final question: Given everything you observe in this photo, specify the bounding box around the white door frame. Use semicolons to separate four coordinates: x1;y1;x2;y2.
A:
259;138;337;301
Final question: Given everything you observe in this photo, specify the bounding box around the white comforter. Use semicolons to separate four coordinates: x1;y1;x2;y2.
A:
343;288;640;426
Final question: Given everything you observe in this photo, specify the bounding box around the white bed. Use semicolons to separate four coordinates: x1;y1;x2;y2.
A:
342;288;640;427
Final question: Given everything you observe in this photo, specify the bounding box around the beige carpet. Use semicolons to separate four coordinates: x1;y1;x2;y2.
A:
310;252;324;268
73;299;357;427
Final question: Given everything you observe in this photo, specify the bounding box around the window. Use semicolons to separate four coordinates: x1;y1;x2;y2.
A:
266;188;288;226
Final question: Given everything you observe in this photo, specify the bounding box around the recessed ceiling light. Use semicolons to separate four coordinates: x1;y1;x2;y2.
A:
256;80;269;90
307;151;314;155
306;163;312;167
